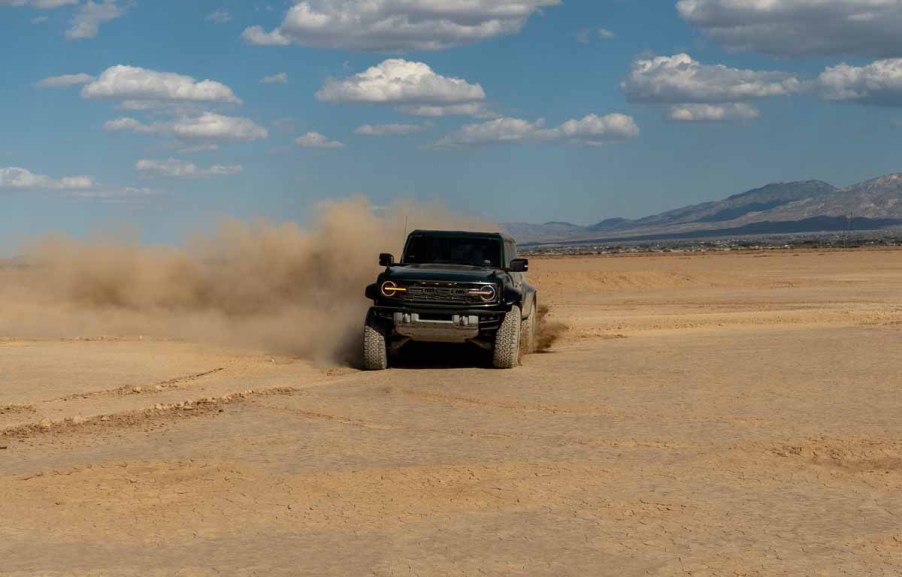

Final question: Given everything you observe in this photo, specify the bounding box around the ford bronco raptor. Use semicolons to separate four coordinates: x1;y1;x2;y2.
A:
363;230;537;370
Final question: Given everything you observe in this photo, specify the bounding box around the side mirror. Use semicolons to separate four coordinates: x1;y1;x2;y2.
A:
509;258;529;273
379;253;395;267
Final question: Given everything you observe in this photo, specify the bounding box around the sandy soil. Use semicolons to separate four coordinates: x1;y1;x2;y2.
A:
2;249;902;576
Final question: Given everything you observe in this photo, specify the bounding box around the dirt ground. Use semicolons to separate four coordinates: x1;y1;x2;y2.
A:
2;249;902;576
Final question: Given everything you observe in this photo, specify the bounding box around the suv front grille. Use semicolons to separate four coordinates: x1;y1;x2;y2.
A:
398;282;496;304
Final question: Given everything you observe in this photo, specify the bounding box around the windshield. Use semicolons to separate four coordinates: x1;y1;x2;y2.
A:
403;236;502;268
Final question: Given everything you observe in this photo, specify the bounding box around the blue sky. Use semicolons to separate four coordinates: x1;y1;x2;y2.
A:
1;0;900;252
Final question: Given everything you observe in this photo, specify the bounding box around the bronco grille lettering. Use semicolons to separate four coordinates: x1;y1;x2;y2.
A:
401;283;491;304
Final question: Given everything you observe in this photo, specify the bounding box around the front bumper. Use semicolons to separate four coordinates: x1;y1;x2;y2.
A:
369;305;505;343
393;312;480;343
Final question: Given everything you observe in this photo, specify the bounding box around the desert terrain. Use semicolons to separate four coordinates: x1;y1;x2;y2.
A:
2;248;902;576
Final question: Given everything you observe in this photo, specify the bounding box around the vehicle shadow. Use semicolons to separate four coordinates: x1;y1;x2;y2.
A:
390;342;494;370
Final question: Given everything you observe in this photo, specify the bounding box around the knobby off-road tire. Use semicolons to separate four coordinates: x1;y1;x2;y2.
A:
493;305;522;369
520;299;537;355
363;320;388;371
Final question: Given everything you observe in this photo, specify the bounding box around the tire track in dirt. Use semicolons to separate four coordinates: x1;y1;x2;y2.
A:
1;387;299;441
765;437;902;474
56;368;226;401
0;404;36;415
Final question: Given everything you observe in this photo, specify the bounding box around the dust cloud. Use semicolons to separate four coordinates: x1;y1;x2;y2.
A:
535;304;567;352
1;198;498;363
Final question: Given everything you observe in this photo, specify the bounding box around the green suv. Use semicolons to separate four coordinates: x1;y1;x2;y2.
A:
363;230;537;370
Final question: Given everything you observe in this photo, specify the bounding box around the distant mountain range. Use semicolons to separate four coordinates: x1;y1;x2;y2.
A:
505;173;902;245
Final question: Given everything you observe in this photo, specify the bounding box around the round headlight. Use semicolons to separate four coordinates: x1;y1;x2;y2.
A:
380;281;406;297
470;285;497;302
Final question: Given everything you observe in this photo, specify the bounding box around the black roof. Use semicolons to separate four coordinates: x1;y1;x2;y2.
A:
407;229;516;243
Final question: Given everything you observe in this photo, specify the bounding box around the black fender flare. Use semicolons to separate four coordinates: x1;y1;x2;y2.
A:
503;284;537;319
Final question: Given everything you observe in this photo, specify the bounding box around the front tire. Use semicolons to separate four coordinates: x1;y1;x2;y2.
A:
363;317;388;371
493;305;521;369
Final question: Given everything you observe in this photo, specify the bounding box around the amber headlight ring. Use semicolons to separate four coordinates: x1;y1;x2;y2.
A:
469;285;497;302
380;281;407;298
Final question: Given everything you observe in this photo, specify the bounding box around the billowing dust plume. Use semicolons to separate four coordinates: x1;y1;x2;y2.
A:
2;199;567;364
535;304;567;353
1;198;498;363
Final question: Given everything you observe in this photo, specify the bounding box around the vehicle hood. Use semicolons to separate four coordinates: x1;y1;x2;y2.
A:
382;263;504;284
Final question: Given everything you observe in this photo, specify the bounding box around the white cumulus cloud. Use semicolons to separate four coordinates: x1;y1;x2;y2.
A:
621;53;802;122
433;113;638;147
104;113;269;143
84;68;266;146
577;26;615;44
317;59;488;117
677;0;902;58
66;0;127;40
296;132;344;148
103;117;152;133
36;73;94;88
622;54;802;104
242;0;561;52
666;103;761;122
241;26;291;46
0;167;154;200
205;9;232;24
171;113;268;142
136;158;242;178
397;103;493;118
817;58;902;106
548;113;640;145
260;72;288;84
82;65;241;105
0;166;94;190
0;0;77;8
355;123;426;136
441;117;545;145
318;59;485;103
